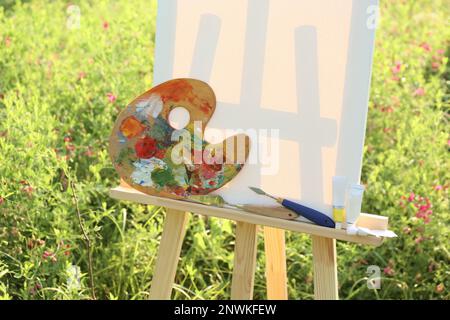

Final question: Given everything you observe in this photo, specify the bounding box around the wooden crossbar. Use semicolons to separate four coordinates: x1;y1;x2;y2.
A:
110;186;383;247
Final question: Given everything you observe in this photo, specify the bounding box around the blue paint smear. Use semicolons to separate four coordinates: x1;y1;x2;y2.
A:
117;131;127;144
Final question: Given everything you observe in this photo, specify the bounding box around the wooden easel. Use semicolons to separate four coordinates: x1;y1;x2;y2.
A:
110;183;383;300
109;0;381;300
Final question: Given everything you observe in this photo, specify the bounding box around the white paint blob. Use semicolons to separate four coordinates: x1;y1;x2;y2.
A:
135;94;163;120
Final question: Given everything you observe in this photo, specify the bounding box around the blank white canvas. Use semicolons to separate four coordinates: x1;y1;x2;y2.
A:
153;0;379;216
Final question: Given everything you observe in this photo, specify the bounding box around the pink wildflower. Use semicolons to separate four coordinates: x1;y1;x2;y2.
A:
405;192;433;223
42;251;52;259
434;185;443;191
415;197;432;223
22;186;34;195
42;250;57;263
420;42;431;52
107;92;117;103
383;266;395;276
431;62;440;70
78;71;86;80
64;244;71;256
436;283;445;293
84;147;94;157
415;236;424;244
391;61;402;74
414;88;425;96
103;21;109;30
30;283;42;295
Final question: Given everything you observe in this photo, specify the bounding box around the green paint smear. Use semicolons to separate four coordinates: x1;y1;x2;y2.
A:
223;164;240;179
116;147;135;166
161;145;178;167
151;167;177;187
149;116;173;144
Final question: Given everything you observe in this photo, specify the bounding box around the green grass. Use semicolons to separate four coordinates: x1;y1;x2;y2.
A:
0;0;448;300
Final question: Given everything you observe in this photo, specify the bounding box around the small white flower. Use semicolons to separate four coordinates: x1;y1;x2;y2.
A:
135;94;163;120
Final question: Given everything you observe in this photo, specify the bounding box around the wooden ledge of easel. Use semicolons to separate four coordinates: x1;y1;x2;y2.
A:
110;186;384;247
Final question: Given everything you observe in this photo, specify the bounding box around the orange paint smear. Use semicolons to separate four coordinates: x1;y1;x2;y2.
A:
120;116;145;138
200;101;212;114
153;79;194;103
152;79;213;115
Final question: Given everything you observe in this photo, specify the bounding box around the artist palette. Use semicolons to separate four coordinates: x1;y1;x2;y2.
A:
109;78;250;199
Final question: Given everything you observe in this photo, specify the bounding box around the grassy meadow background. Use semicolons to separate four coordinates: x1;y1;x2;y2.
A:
0;0;448;300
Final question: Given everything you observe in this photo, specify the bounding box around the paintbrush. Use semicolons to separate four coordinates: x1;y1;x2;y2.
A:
249;187;335;228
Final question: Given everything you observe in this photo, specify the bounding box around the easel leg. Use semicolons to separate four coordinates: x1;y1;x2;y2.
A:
311;236;338;300
149;209;190;300
263;227;288;300
231;221;258;300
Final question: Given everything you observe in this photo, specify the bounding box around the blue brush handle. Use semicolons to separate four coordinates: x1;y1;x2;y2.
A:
281;199;335;228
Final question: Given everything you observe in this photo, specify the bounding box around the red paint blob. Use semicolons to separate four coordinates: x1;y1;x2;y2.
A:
135;136;157;159
154;148;166;159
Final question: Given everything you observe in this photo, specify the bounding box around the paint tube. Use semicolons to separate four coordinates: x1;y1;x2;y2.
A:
346;184;365;230
332;176;347;229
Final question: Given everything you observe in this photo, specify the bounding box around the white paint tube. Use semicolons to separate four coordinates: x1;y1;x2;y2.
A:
346;184;365;228
332;176;347;229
